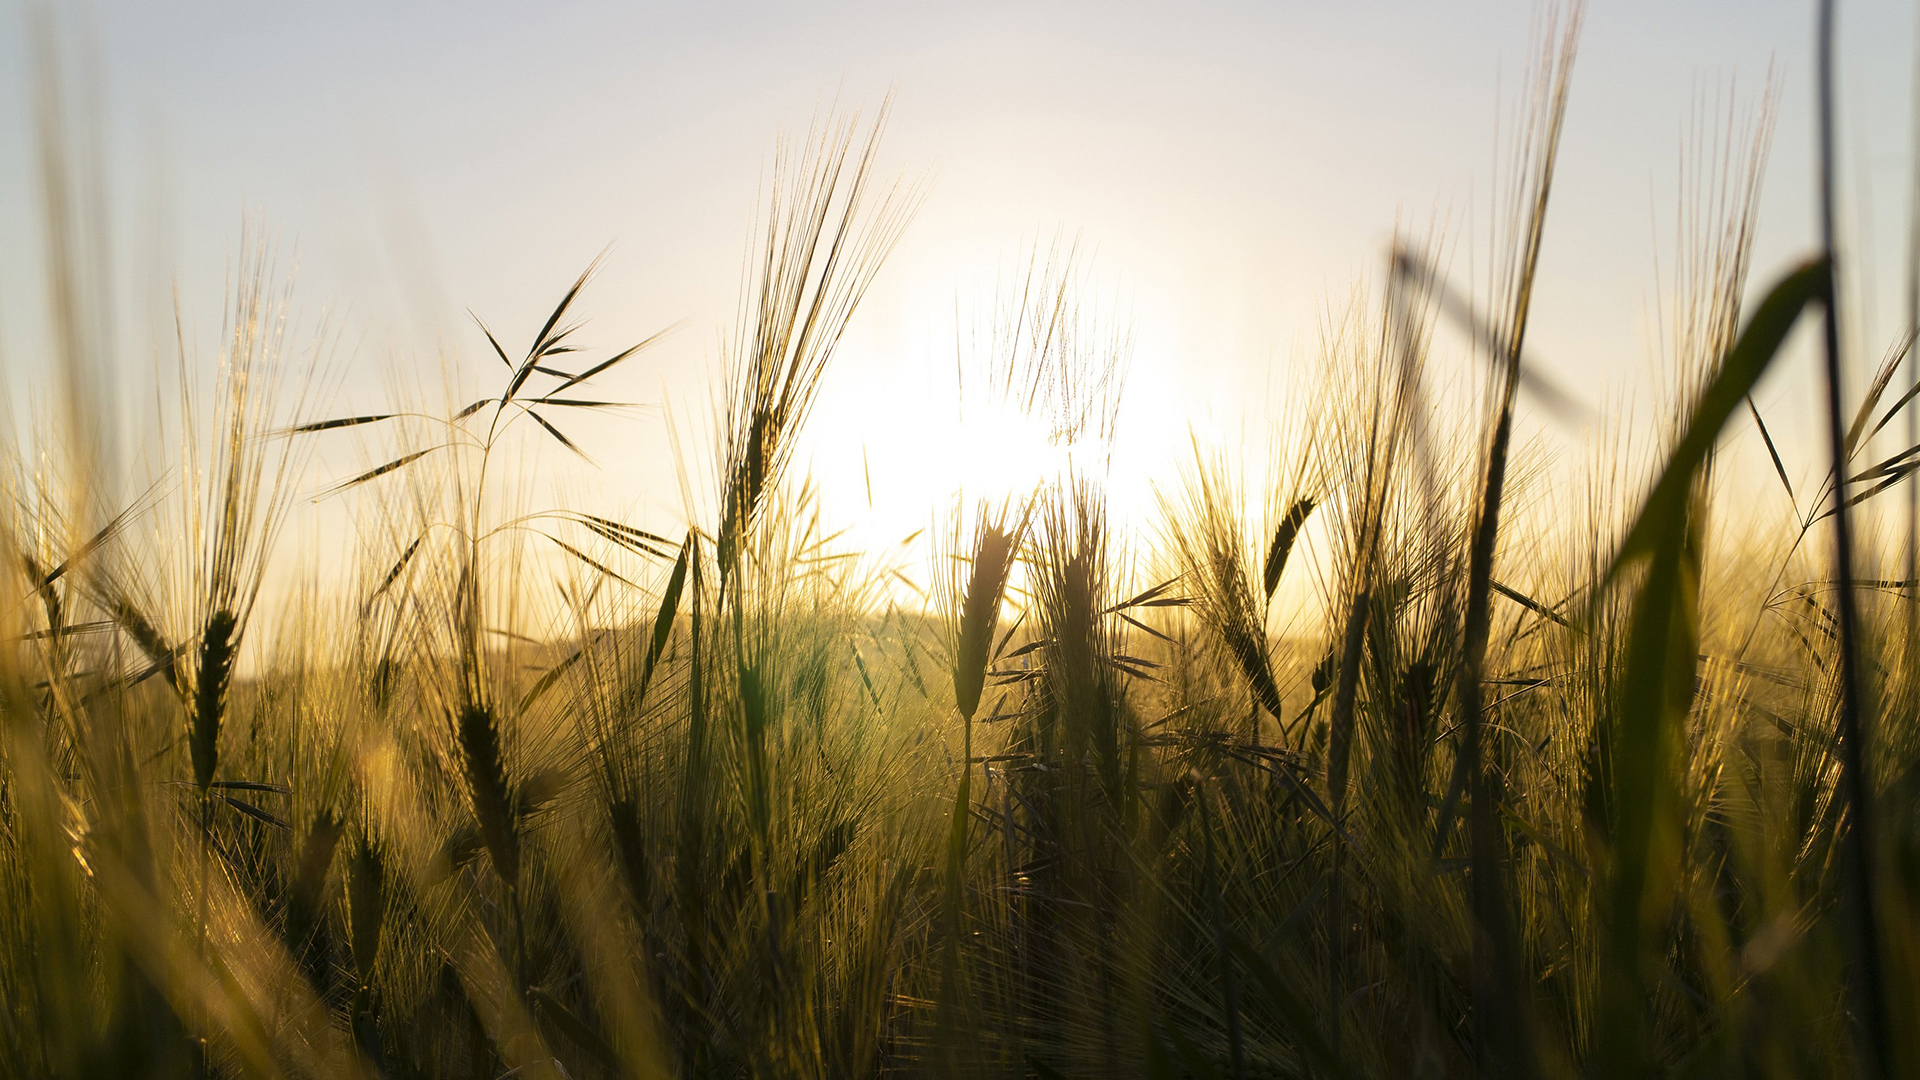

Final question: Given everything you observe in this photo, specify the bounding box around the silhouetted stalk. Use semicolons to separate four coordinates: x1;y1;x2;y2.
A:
1460;451;1528;1080
1906;3;1920;683
1457;12;1582;1069
195;791;212;1079
675;534;709;1074
938;512;1019;1068
1325;587;1368;1062
1198;788;1244;1080
348;835;386;1073
1815;3;1892;1075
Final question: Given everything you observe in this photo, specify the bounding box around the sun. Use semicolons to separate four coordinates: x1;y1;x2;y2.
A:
937;396;1077;506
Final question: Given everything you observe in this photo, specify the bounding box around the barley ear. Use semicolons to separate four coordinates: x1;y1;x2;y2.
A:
456;703;519;885
953;522;1018;722
1263;496;1317;602
190;608;237;793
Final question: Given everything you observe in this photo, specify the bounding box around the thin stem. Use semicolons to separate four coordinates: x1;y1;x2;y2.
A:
196;791;212;1079
1905;0;1920;682
1815;4;1892;1076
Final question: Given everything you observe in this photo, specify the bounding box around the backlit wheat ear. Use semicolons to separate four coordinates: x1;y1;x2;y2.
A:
1216;590;1284;721
346;830;388;1067
953;518;1020;722
1451;8;1583;1074
456;702;519;885
716;105;919;584
347;834;386;994
1165;449;1284;720
1263;496;1317;603
190;608;236;793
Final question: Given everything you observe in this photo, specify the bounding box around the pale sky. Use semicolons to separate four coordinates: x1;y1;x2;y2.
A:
2;0;1917;594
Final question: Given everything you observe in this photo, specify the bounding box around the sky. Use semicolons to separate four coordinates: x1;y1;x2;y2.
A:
1;0;1918;596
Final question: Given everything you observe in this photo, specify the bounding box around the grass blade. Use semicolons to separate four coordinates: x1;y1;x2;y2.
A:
1491;580;1569;627
635;539;690;706
526;410;590;462
519;646;586;713
1816;5;1894;1069
370;535;424;604
545;534;639;590
548;322;682;395
321;447;441;497
1608;258;1829;578
1844;328;1917;460
1749;397;1797;506
285;414;397;435
219;795;289;831
527;398;628;409
1596;504;1700;1075
473;313;514;369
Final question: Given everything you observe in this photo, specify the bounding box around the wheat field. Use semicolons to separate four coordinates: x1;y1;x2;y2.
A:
2;4;1918;1079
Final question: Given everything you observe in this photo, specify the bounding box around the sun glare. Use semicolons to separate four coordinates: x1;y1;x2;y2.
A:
822;388;1083;564
939;397;1077;505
